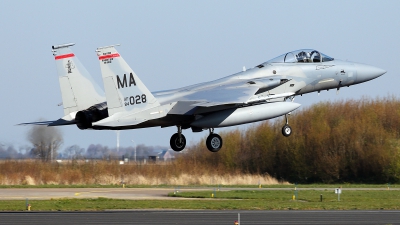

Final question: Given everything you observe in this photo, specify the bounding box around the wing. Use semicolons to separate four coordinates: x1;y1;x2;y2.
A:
184;86;260;107
179;76;286;107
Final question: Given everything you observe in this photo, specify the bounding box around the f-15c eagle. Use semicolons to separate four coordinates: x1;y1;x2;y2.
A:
21;43;386;152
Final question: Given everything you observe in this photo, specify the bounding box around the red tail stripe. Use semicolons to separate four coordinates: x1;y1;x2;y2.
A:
99;53;120;60
55;53;75;60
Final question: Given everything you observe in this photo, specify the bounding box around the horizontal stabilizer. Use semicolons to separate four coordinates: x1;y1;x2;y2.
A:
48;118;76;126
17;121;56;126
17;118;76;126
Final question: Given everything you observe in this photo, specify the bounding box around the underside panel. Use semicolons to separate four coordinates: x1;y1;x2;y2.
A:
191;102;301;128
92;114;194;130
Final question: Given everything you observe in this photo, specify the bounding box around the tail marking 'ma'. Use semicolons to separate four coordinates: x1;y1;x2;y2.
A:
117;73;136;89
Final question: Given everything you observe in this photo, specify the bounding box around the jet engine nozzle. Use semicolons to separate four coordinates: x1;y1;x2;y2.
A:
75;102;108;130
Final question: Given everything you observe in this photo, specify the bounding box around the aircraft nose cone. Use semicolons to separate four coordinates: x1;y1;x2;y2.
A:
356;64;386;84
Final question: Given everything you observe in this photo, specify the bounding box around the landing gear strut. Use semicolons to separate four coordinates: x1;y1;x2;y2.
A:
206;128;223;152
281;114;292;137
170;126;186;151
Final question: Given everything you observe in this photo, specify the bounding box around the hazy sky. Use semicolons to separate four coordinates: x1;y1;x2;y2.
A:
1;0;399;150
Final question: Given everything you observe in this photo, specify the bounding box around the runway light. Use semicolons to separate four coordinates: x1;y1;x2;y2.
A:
26;198;29;211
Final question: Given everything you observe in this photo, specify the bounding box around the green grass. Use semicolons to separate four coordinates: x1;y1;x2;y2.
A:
2;190;400;211
169;190;400;210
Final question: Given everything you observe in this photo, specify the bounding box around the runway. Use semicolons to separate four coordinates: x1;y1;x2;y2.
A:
0;188;175;200
1;210;400;225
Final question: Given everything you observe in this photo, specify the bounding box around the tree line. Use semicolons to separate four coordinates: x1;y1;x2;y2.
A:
178;96;400;183
0;126;166;161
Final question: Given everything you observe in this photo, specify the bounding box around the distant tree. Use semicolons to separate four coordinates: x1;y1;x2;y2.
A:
0;145;26;159
27;125;63;162
64;145;85;159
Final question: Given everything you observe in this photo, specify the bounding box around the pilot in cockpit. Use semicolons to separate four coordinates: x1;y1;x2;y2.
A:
296;51;311;63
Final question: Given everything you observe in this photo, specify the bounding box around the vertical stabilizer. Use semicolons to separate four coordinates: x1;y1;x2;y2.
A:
52;43;105;116
96;45;160;116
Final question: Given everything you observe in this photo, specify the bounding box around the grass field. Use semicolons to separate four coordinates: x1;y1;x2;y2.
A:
1;189;400;211
168;190;400;210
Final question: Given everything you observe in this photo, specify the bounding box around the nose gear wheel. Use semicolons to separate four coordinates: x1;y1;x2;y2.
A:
281;114;292;137
282;125;292;137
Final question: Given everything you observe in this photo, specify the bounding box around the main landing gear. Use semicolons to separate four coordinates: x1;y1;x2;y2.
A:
206;128;222;152
170;126;186;151
281;114;292;137
170;127;223;152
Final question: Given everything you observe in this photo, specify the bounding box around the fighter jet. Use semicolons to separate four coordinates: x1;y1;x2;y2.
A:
21;44;386;152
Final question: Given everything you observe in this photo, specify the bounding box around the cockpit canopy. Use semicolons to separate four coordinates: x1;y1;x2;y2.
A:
266;49;334;63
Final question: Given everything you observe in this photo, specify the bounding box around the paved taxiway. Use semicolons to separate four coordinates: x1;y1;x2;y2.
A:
0;188;174;200
1;210;400;225
1;187;399;200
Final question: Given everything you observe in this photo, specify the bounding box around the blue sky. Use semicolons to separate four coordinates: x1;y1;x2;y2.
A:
0;0;399;150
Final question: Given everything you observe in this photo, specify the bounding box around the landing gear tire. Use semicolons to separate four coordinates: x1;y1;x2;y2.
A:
282;125;292;137
170;133;186;151
206;133;223;152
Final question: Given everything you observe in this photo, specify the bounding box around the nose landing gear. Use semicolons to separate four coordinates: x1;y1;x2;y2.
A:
170;126;186;151
206;128;223;152
281;114;292;137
